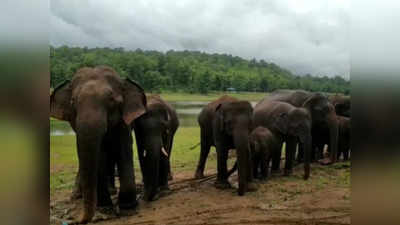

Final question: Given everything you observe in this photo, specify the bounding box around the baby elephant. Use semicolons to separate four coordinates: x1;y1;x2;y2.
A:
228;126;279;180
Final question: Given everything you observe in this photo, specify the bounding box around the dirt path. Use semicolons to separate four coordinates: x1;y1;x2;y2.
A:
50;164;350;225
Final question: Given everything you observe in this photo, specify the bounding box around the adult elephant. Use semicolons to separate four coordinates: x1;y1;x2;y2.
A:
132;95;179;201
50;66;147;224
329;94;351;117
253;100;312;179
267;90;338;165
194;95;256;195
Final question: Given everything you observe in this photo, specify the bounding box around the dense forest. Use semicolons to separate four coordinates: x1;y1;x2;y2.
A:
50;46;350;94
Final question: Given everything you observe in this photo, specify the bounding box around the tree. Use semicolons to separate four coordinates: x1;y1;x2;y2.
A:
49;45;350;94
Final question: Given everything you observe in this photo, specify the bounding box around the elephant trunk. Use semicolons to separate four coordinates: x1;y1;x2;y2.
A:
143;137;162;201
75;119;107;223
299;133;312;180
328;115;339;163
233;129;250;196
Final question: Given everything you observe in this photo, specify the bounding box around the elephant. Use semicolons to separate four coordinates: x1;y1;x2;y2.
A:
253;100;312;180
194;95;256;195
227;126;280;181
329;94;351;117
249;126;280;180
313;116;351;161
266;89;338;165
50;66;147;224
132;95;179;201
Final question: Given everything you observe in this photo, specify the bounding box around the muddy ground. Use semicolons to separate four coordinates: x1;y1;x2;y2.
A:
50;161;350;225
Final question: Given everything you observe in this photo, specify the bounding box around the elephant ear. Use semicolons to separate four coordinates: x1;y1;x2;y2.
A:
50;80;72;121
274;112;288;134
215;103;224;132
122;78;147;125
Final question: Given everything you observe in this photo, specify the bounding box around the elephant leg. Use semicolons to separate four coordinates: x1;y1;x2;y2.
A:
195;127;211;179
116;126;137;209
260;153;268;180
159;154;170;195
97;146;112;207
246;154;257;192
135;132;146;184
284;137;297;176
76;135;101;224
271;146;282;174
71;169;82;200
107;153;117;195
296;144;304;164
253;157;260;179
343;148;350;161
215;143;231;189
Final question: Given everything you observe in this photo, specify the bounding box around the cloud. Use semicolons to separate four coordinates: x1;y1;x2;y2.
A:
50;0;349;78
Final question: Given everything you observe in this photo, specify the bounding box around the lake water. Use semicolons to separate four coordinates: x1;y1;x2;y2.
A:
50;101;257;136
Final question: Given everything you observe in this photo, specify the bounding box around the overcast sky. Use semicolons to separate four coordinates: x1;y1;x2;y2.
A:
50;0;349;78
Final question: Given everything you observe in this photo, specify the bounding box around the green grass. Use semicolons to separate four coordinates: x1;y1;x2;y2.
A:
153;91;267;102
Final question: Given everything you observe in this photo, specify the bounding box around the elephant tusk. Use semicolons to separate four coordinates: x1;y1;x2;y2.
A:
161;147;169;157
143;149;146;157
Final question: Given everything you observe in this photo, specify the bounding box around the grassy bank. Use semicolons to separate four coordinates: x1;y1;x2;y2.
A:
153;91;267;102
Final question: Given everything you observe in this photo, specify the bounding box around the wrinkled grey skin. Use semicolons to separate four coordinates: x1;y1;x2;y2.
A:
194;95;256;196
50;66;146;224
267;90;338;165
253;100;312;180
133;95;179;201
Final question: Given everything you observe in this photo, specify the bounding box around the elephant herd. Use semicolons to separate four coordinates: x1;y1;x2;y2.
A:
50;66;351;224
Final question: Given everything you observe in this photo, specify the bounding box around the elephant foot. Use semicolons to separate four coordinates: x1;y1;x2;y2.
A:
214;180;232;189
247;182;258;192
194;170;205;179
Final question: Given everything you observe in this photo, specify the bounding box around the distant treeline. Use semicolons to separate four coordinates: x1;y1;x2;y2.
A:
50;46;350;94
